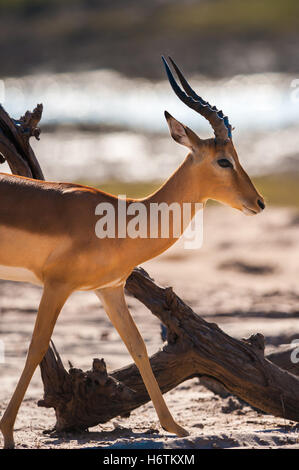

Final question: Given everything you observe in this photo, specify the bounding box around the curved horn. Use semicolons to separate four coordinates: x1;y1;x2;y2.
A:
162;56;232;140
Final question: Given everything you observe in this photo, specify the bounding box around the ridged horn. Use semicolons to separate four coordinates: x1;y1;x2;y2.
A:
162;56;232;140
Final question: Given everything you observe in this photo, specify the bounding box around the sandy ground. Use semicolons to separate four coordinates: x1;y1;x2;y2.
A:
1;205;299;449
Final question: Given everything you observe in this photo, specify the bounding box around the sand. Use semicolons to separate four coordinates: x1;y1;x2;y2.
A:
1;205;299;449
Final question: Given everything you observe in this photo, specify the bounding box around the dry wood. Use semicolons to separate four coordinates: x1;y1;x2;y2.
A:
37;268;299;432
1;104;299;433
0;103;44;179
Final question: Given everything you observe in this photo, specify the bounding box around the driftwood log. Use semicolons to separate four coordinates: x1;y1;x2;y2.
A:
1;103;299;433
0;103;44;179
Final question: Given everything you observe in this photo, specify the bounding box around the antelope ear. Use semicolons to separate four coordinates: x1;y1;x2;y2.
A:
164;111;199;150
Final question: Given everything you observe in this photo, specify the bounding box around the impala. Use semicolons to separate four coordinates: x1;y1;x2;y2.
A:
0;57;265;448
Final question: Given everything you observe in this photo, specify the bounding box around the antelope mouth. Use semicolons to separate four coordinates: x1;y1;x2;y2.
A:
241;205;258;216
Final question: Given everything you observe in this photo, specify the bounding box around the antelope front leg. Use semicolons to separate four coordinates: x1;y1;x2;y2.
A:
0;281;71;449
95;285;189;437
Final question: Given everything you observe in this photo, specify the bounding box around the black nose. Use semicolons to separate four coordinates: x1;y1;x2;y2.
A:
257;199;265;210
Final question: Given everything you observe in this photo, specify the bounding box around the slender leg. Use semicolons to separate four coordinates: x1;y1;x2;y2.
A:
95;285;189;437
0;281;71;449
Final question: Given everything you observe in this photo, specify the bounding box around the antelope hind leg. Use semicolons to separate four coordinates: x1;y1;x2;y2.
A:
0;281;71;449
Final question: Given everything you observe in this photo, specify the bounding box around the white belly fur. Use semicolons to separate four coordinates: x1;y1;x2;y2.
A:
0;265;42;286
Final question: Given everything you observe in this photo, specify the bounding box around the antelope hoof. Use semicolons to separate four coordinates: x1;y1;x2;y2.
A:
174;424;189;437
0;425;15;449
2;434;15;449
162;422;189;437
3;440;15;449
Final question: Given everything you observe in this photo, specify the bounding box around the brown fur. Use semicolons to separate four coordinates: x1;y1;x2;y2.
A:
0;114;264;448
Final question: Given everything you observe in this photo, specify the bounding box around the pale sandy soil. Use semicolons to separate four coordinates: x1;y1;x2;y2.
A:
1;205;299;449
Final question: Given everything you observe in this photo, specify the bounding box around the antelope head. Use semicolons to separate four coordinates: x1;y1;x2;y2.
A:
162;57;265;215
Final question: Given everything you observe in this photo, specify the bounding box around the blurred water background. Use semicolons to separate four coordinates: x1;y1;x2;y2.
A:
0;0;299;196
1;69;299;184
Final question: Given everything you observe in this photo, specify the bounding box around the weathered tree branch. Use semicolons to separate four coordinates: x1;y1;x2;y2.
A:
1;104;299;433
0;103;44;179
36;269;299;431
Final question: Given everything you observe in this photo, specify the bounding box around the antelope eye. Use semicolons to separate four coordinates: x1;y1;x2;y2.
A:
217;158;233;168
